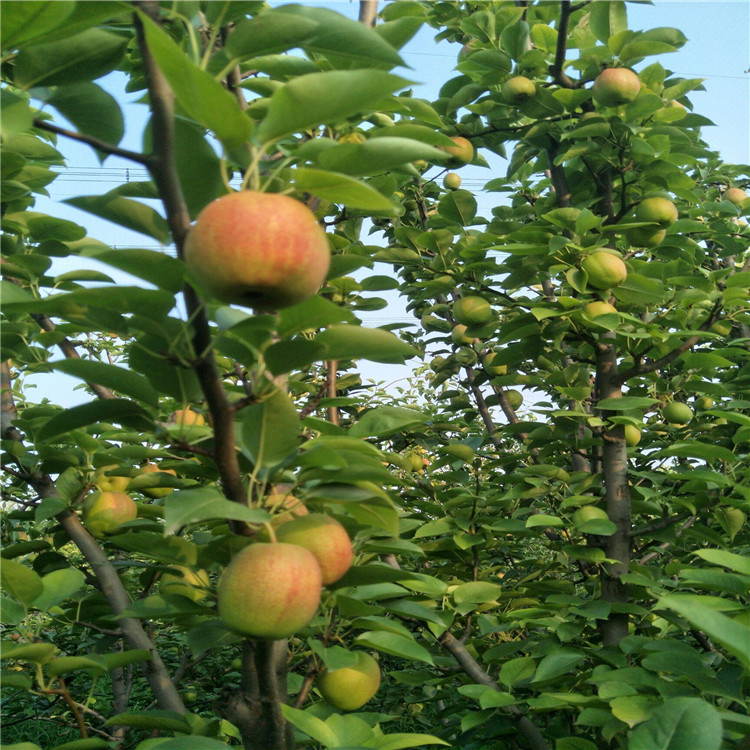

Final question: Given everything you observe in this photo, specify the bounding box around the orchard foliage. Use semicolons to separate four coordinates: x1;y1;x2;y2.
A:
1;2;749;749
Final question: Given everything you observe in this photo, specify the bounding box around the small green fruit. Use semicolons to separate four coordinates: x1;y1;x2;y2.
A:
581;252;627;289
83;491;137;538
443;172;462;190
724;187;748;206
635;197;678;227
317;652;381;711
505;390;523;410
583;301;617;318
624;425;641;447
662;401;693;425
451;324;474;346
453;296;492;326
573;506;609;525
502;75;536;103
626;226;666;248
483;352;507;376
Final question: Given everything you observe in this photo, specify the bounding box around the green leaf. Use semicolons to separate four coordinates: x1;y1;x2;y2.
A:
280;705;339;746
597;396;659;411
373;734;450;750
1;641;56;664
38;400;154;441
531;649;585;682
589;1;628;43
294;169;394;211
629;697;722;750
1;1;76;51
355;631;434;665
272;5;405;68
276;295;358;338
349;407;427;438
43;82;124;153
316;138;449;177
656;596;750;669
163;488;268;535
499;656;536;687
136;739;234;750
694;549;750;576
0;89;34;139
453;581;502;605
14;29;127;88
612;273;666;306
50;360;159;407
64;194;170;243
76;246;185;293
50;739;112;750
501;20;530;61
654;442;736;464
96;649;152;671
144;116;226;219
46;656;106;677
137;13;253;150
32;567;85;611
438;189;477;225
314;325;416;364
223;11;319;60
0;560;43;606
104;710;192;732
241;389;300;468
257;70;410;142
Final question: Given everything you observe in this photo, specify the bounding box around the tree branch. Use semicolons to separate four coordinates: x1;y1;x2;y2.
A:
549;2;579;88
32;118;152;165
439;631;551;750
133;2;246;508
358;0;378;28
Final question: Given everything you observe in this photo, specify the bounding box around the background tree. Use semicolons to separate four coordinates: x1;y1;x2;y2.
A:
1;2;749;750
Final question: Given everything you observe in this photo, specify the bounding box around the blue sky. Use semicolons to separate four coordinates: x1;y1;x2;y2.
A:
28;1;750;406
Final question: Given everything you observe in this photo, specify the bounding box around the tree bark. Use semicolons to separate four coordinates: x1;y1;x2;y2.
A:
595;333;631;646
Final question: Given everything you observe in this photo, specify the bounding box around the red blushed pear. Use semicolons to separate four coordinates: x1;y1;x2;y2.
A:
591;68;640;106
184;191;331;311
217;543;322;639
274;514;353;585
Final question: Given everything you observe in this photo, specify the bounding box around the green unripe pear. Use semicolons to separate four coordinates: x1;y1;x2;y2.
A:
624;425;642;447
583;301;618;318
505;390;523;410
662;401;693;425
723;187;748;206
83;491;137;538
573;505;609;526
626;226;666;248
94;465;131;493
451;324;474;346
317;652;381;711
443;172;462;190
483;352;507;376
217;543;322;639
502;75;536;103
453;296;492;326
635;197;679;227
581;252;627;289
